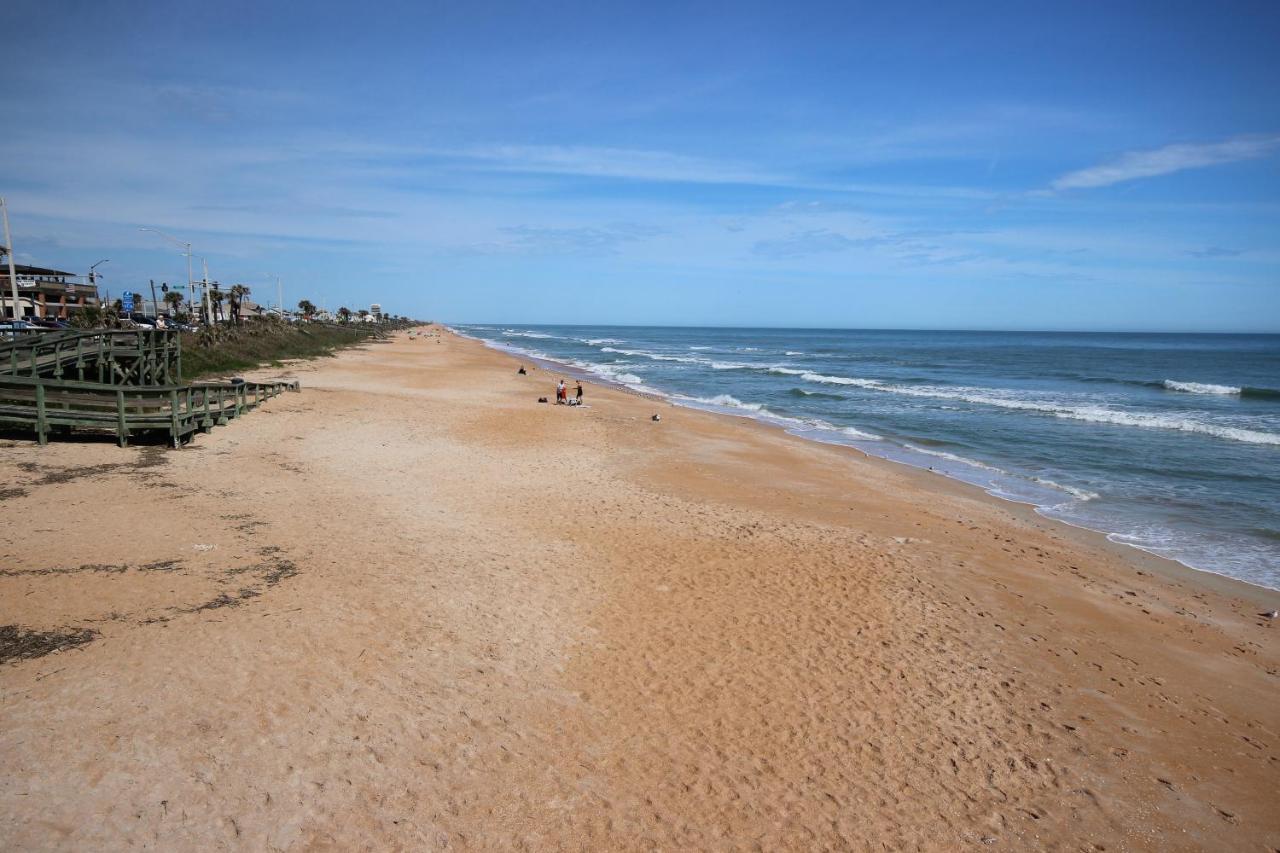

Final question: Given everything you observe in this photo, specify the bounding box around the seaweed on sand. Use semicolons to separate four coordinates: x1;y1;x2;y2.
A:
0;624;99;664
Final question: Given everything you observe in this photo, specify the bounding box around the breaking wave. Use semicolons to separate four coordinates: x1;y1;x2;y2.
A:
798;373;1280;446
1163;379;1241;396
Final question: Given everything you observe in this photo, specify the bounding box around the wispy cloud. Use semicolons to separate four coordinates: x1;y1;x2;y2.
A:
436;144;790;186
1050;134;1280;191
464;223;665;256
1186;245;1244;258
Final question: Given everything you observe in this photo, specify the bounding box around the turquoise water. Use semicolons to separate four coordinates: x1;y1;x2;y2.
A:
454;325;1280;590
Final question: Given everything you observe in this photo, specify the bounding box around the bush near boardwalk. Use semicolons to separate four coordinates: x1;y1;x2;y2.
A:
179;319;404;381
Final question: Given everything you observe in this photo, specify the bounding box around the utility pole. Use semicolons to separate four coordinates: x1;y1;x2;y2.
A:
149;279;159;318
1;197;20;324
277;275;283;318
202;258;212;324
198;256;211;325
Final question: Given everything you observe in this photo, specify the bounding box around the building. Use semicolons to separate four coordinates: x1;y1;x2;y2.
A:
0;249;101;319
370;303;382;321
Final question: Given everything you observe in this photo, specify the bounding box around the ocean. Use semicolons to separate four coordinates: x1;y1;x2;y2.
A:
453;325;1280;590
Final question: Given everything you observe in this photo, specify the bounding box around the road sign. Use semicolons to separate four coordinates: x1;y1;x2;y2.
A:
122;291;134;312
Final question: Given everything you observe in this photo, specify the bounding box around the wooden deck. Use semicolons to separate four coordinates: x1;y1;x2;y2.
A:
0;329;298;446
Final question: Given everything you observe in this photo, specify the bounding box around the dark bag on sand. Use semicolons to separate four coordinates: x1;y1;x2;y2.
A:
538;397;548;403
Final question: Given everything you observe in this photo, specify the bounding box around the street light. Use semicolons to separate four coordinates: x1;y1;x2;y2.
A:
88;259;109;284
138;227;210;323
262;272;282;317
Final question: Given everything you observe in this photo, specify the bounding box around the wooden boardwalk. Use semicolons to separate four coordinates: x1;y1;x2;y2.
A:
0;329;297;446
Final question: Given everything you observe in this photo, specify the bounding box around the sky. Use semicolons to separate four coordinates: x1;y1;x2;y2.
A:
1;0;1278;331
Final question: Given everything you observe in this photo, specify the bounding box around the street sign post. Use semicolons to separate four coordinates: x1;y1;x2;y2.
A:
122;291;134;314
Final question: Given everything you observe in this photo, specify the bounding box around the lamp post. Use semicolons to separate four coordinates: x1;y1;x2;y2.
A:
88;259;109;287
138;227;207;323
87;259;109;321
262;272;283;318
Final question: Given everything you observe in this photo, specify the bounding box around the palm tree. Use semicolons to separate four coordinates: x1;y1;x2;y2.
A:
229;284;250;324
162;290;184;318
297;299;316;320
337;306;351;323
209;286;226;323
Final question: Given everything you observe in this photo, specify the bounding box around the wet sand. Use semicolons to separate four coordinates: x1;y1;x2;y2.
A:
2;325;1277;850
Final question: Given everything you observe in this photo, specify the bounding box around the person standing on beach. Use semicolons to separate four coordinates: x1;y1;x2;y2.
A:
557;379;566;403
575;381;583;404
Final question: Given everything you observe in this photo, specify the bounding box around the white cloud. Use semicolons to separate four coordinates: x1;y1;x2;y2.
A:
1051;134;1280;190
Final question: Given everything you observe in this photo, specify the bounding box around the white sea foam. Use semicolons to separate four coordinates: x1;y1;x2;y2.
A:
767;366;807;376
502;330;557;340
785;351;805;356
583;337;625;345
904;444;1007;474
584;362;643;386
599;346;702;364
1033;478;1100;502
798;373;1280;446
681;394;767;412
1164;379;1242;396
671;395;882;441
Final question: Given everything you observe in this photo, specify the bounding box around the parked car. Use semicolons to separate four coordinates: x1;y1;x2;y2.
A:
0;320;42;334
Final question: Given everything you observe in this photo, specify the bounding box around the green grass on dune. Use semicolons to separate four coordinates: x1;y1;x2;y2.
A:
179;322;385;381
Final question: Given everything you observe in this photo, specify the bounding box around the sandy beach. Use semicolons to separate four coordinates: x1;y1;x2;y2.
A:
2;326;1277;851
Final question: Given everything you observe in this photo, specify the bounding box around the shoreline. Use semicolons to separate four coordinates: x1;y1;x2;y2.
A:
3;324;1277;849
459;326;1280;605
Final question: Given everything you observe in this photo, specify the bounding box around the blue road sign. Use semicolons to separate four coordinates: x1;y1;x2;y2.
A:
121;291;134;312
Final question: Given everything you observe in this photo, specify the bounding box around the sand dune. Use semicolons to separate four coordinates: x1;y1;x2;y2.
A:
2;326;1276;850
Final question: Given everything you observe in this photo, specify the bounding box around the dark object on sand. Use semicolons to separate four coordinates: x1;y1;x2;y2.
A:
518;367;527;375
652;414;661;422
1260;610;1278;620
538;397;548;403
1;624;99;664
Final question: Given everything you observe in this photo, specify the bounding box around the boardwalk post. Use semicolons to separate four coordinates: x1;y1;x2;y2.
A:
115;388;127;447
169;389;181;447
35;381;47;445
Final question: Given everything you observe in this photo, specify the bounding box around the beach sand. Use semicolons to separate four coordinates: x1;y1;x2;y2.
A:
2;326;1277;850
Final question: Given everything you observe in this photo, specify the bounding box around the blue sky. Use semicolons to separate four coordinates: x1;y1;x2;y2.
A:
1;0;1278;330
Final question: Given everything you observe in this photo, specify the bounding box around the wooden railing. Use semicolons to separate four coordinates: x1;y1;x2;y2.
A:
0;374;299;447
0;329;181;385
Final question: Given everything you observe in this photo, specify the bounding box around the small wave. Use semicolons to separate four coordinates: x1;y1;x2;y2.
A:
502;330;558;340
904;444;1007;474
583;337;625;346
671;395;882;441
584;363;643;386
1032;478;1100;502
689;345;711;350
1244;386;1280;401
784;351;805;356
680;394;767;412
789;388;844;399
1164;379;1241;396
600;346;704;364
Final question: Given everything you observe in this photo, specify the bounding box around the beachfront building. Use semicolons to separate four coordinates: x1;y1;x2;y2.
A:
0;254;101;320
370;303;382;321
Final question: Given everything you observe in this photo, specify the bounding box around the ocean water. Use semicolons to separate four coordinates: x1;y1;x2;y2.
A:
454;325;1280;590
